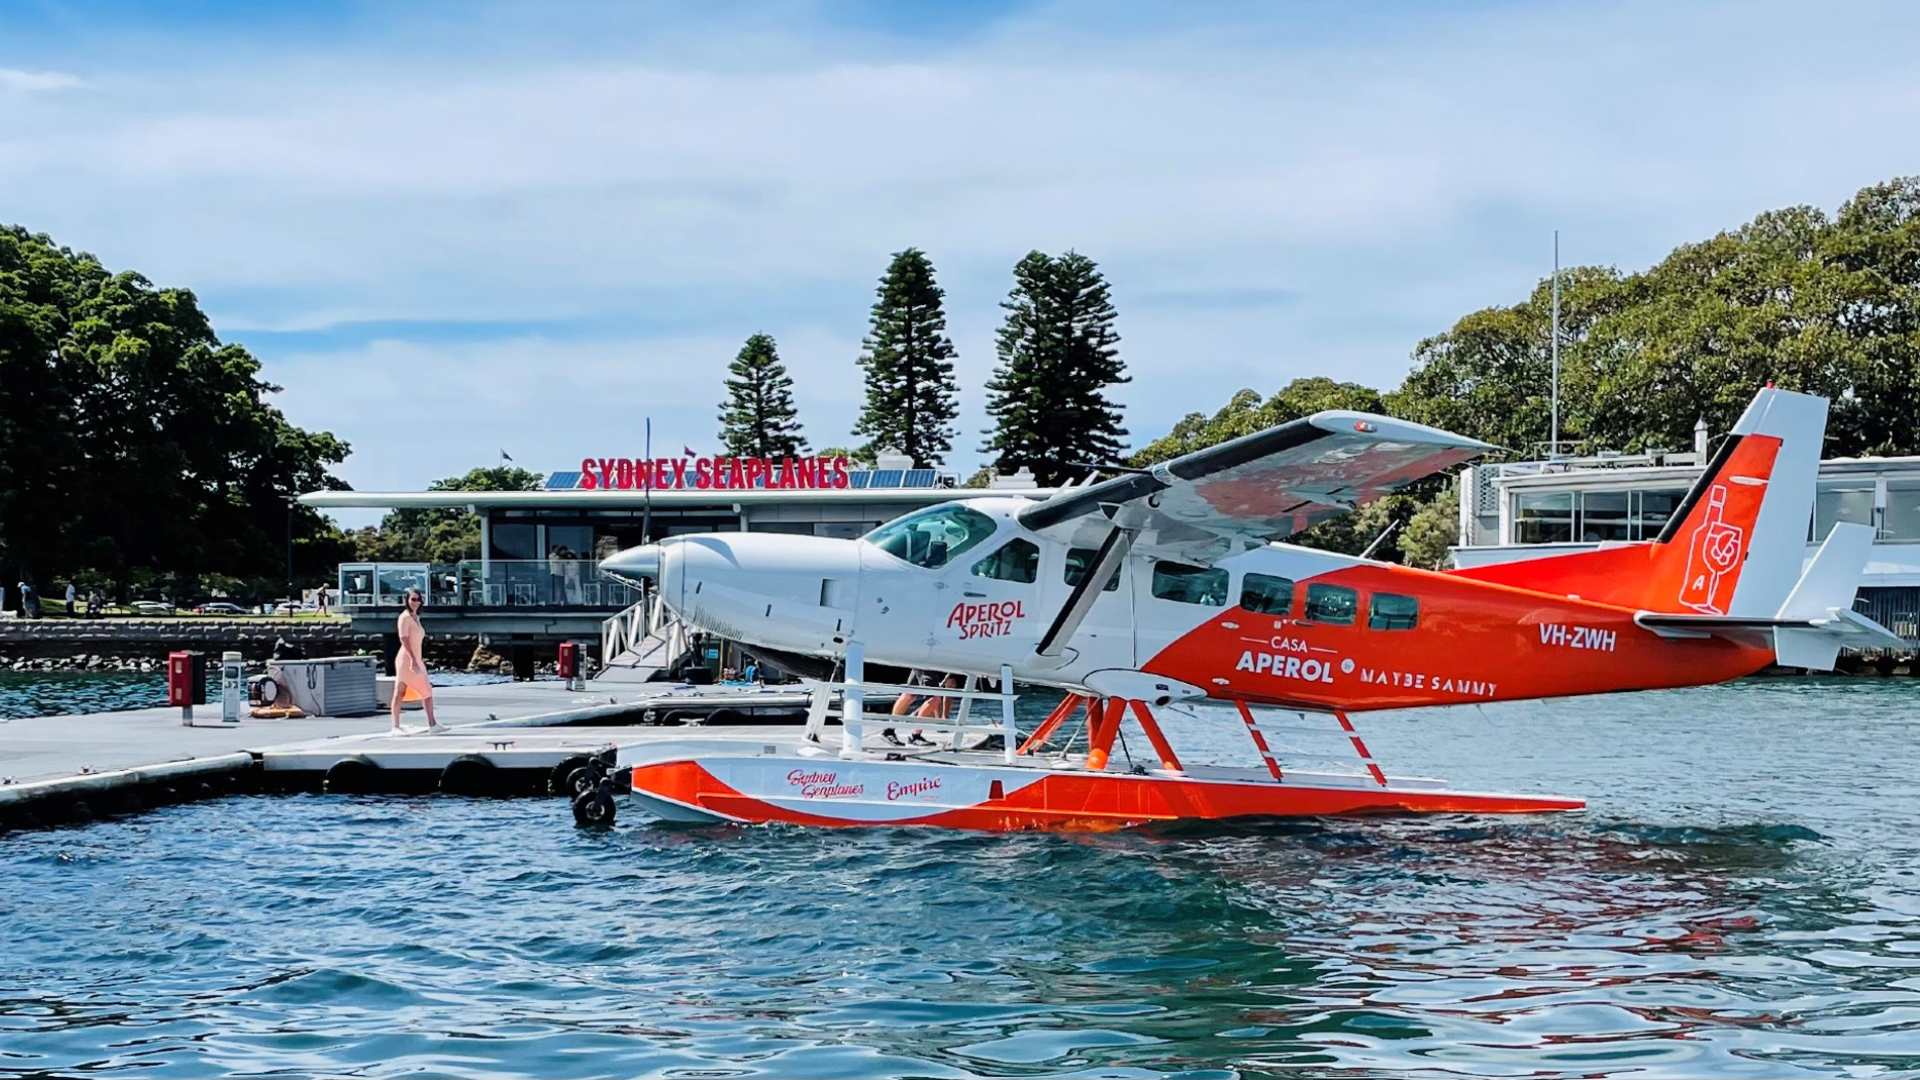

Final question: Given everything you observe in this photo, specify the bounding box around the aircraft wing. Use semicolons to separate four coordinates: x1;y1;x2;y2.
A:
1018;411;1493;558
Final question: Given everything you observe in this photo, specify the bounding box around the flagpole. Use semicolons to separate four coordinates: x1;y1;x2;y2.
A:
1550;230;1561;460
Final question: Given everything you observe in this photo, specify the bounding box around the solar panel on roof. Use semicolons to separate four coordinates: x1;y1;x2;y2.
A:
848;471;871;489
545;471;582;489
902;469;936;488
869;469;904;488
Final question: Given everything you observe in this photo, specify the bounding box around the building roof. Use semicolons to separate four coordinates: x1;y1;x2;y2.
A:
297;486;1060;511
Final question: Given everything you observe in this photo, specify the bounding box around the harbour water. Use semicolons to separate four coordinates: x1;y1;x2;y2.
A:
2;677;1917;1078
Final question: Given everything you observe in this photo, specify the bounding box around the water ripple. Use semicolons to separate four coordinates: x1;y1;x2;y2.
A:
3;679;1920;1077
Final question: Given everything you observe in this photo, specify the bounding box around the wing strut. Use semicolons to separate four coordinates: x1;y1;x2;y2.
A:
1035;523;1135;659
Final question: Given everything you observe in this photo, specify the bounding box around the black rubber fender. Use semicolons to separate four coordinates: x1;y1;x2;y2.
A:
572;788;616;827
438;754;500;796
548;755;593;797
324;756;382;795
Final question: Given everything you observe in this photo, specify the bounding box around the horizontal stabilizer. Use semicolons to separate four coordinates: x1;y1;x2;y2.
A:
1637;524;1905;669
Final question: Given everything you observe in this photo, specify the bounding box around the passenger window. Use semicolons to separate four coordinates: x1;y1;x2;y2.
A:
1240;573;1294;615
1369;592;1418;630
1151;561;1228;606
1063;547;1121;592
1304;583;1358;625
972;539;1039;584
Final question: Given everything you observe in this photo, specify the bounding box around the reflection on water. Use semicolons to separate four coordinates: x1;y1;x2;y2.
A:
2;678;1918;1078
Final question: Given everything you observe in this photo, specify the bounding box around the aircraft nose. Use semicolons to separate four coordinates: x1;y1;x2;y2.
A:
600;543;662;586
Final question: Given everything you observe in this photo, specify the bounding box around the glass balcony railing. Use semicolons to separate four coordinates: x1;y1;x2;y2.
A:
336;559;641;611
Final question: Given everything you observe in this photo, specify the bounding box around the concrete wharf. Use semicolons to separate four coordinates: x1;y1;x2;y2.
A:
0;679;817;829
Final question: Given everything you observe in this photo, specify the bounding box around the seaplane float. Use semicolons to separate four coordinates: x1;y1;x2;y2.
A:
590;386;1902;832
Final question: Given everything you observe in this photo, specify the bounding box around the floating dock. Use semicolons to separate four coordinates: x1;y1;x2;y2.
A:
0;680;817;829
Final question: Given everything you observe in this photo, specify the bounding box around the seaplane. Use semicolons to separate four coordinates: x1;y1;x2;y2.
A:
596;386;1903;831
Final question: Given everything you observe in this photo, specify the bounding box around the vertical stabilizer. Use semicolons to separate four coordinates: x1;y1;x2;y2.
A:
1452;387;1828;615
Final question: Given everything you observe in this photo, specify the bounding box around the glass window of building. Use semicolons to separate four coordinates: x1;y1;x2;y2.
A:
1514;492;1574;544
1813;486;1875;541
865;505;998;568
1063;547;1121;591
1369;592;1419;630
1240;572;1294;615
490;522;537;561
972;539;1040;583
1151;561;1229;606
1304;583;1359;625
1634;489;1686;539
1885;482;1920;541
1578;491;1631;542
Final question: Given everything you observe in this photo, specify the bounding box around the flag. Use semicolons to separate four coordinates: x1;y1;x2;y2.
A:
500;449;513;462
683;446;697;457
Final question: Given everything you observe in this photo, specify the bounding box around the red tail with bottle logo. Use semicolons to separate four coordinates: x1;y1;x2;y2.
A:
1452;388;1825;617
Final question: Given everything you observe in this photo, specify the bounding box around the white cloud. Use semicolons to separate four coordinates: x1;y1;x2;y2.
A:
0;67;85;93
6;0;1920;491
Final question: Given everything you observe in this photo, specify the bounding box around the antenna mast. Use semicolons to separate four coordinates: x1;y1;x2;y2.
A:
1550;230;1561;460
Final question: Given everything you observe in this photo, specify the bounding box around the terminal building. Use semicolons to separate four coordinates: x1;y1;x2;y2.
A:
1451;431;1920;646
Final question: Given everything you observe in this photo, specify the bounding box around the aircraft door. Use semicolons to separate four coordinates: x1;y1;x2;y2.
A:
1132;552;1229;667
1051;540;1136;670
855;540;932;666
926;535;1044;667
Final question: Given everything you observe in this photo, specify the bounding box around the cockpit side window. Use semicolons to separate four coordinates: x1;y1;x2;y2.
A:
864;505;999;569
972;539;1039;583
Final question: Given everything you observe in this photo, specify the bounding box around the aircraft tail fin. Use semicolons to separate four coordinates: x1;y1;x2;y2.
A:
1452;386;1826;615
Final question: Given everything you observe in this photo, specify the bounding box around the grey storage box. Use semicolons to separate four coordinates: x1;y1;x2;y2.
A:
272;656;380;717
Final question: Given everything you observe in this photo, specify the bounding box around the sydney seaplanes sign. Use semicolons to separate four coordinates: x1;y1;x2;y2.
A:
578;454;853;491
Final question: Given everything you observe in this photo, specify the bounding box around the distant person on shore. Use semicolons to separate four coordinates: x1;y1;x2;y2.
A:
391;588;444;735
18;581;36;619
65;582;76;616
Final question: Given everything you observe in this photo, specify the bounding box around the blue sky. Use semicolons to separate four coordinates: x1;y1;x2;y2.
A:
6;0;1919;525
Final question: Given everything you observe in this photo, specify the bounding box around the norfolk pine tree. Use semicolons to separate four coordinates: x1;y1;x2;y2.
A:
717;333;808;457
853;248;960;467
982;250;1129;485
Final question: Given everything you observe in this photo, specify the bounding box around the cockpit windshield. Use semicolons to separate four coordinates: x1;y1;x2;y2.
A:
864;504;998;569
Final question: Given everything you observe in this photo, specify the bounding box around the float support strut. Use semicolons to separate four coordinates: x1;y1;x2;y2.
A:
1334;708;1389;787
1018;693;1083;755
1234;700;1284;781
1128;700;1183;773
1084;697;1125;771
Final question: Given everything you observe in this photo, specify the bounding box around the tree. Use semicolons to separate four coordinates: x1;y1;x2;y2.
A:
717;333;807;456
982;250;1129;485
853;249;960;466
0;225;351;597
352;466;545;565
817;444;879;467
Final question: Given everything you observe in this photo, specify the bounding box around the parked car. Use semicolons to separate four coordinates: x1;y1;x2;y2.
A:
271;599;311;615
195;601;246;615
129;601;176;616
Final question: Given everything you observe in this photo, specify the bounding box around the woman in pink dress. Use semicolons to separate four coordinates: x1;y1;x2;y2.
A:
391;588;444;734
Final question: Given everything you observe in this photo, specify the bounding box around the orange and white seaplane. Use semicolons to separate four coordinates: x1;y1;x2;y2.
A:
599;386;1902;831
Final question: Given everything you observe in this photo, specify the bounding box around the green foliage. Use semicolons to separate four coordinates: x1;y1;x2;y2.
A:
1392;177;1920;458
853;249;960;467
351;466;544;565
0;225;350;596
982;250;1129;485
718;333;807;456
817;444;879;467
1132;378;1384;467
1398;484;1461;569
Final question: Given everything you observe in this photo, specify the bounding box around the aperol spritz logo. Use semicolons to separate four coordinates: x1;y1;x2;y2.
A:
946;599;1026;640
